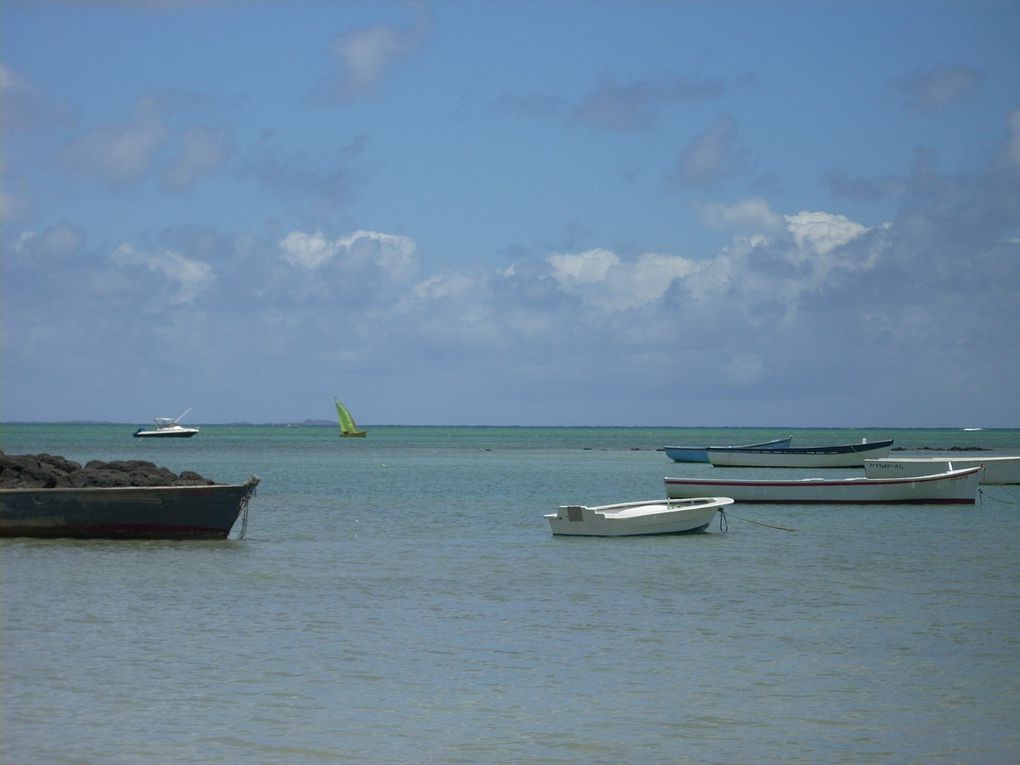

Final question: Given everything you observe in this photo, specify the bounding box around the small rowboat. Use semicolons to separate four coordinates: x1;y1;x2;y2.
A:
706;439;894;468
545;497;733;536
663;435;792;463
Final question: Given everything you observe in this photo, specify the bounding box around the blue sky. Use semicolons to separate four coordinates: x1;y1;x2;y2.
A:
3;0;1019;426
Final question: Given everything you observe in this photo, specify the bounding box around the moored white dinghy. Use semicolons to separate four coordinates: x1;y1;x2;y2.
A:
546;497;733;536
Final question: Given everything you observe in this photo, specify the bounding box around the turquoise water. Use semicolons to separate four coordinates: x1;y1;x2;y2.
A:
3;425;1020;763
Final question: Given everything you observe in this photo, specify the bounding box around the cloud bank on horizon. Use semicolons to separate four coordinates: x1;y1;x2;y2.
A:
3;1;1019;426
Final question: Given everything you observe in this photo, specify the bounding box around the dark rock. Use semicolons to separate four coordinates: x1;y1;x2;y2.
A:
0;453;216;489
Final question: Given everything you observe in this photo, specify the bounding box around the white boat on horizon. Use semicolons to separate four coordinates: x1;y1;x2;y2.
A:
133;408;200;438
865;455;1020;485
706;439;894;468
546;497;734;536
664;467;981;504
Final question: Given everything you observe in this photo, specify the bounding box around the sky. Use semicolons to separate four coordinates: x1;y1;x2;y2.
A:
2;0;1019;427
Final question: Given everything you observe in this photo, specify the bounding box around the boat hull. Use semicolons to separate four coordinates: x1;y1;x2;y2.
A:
707;439;893;468
0;477;258;539
864;456;1020;485
664;436;792;463
545;497;733;536
133;428;199;438
664;468;980;504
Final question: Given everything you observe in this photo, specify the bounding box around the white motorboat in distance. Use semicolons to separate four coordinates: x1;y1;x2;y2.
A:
133;408;199;438
664;467;981;504
546;497;734;536
706;439;893;468
865;455;1020;485
663;435;792;463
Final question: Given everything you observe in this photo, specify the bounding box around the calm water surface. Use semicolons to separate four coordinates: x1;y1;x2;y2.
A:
2;425;1019;763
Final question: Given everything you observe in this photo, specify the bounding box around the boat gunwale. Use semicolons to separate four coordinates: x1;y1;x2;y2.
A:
663;466;980;489
705;438;893;456
0;476;259;496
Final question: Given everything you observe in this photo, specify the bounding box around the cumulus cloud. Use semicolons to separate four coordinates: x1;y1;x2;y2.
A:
281;229;417;278
317;5;429;102
110;242;215;305
548;248;619;286
696;198;784;231
5;108;1018;425
785;211;869;257
548;248;701;310
892;64;982;111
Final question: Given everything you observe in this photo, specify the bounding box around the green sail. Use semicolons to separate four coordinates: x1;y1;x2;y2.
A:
334;399;366;437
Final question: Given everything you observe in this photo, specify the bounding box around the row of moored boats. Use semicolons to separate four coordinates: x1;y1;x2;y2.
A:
546;436;1020;537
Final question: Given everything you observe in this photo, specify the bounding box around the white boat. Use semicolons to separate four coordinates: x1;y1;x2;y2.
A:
664;467;981;504
663;435;792;463
133;408;200;438
706;439;893;468
545;497;734;536
865;455;1020;485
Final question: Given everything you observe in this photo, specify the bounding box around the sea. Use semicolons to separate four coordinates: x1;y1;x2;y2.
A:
2;424;1019;764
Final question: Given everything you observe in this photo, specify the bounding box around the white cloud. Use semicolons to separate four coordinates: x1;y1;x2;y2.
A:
413;272;475;300
280;231;336;269
338;230;417;278
548;248;700;310
280;229;418;278
785;211;868;257
548;248;618;286
110;243;214;304
320;7;429;102
697;198;784;231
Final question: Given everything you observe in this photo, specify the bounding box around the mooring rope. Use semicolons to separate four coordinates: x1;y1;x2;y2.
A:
234;483;256;540
979;487;1020;506
721;508;797;532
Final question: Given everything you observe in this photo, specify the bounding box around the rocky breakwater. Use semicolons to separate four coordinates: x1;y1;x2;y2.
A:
0;450;216;489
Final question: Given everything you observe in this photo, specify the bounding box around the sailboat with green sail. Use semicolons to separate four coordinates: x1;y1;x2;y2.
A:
334;398;366;437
